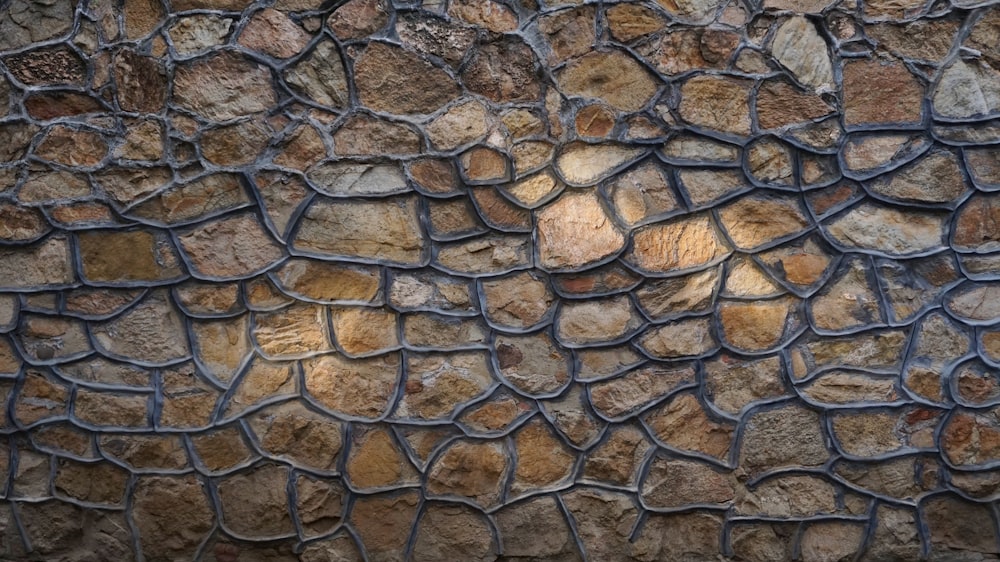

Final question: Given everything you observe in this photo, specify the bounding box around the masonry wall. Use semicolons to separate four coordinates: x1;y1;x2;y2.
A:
1;0;1000;560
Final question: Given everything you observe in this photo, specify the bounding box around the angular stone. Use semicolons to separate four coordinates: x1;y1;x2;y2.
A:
661;134;740;165
388;271;475;314
555;295;642;347
575;104;615;139
247;401;343;472
158;364;220;429
54;459;128;506
606;160;680;227
825;202;947;256
283;40;349;108
0;203;48;243
830;408;919;457
868;20;959;64
295;474;346;539
757;80;834;130
679;75;752;136
4;45;85;86
404;313;487;350
551;261;641;298
0;121;39;162
638;317;718;360
14;371;69;426
34;126;107;167
747;137;794;186
582;422;650;486
395;351;492;420
718;193;810;251
253;303;332;358
495;331;570;396
540;384;605;448
217;463;295;539
955;193;1000;252
740;404;828;475
645;393;735;459
719;297;799;352
496;496;578;560
590;363;696;420
535;191;625;270
91;290;190;365
307;161;407;199
480;271;554;330
190;426;255;473
626;213;731;274
512;418;575;494
843;58;925;127
98;434;189;471
273;259;380;304
562;488;639;561
349;491;420;562
412;504;495;562
676;168;750;208
810;256;883;333
113;50;168;114
304;353;399;419
802;371;898;405
329;306;399;356
178;213;283;280
606;4;666;42
74;388;150;428
457;387;532;436
293;196;425;266
133;475;215;562
169;15;233;56
942;408;1000;467
272;123;326;171
448;0;517;32
966;147;1000;190
462;37;541;103
395;13;477;68
557;50;659;112
636;28;737;76
771;16;833;92
554;142;645;187
24;91;103;120
333;114;422;157
19;167;91;205
0;0;75;51
511;142;555;179
656;0;725;24
128;174;251;226
704;354;786;416
427;440;508;508
94;166;172;207
201;119;270;166
932;60;1000;120
788;329;908;379
174;51;276;121
923;495;1000;557
458;146;509;184
223;357;296;419
641;456;735;508
635;267;720;321
327;0;389;39
238;8;309;58
434;234;531;275
841;134;931;181
355;42;460;115
427;100;489;151
946;283;1000;324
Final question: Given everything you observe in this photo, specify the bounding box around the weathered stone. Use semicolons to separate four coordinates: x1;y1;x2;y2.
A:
635;267;719;321
955;193;1000;252
0;121;39;163
295;474;346;539
457;387;532;435
638;317;718;360
457;146;509;185
34;126;108;167
201;120;271;166
555;295;642;347
636;28;737;76
462;37;541;103
246;401;343;471
535;191;625;270
656;0;725;24
427;100;489;151
679;75;752;135
661;134;740;165
129;174;251;226
740;404;828;475
541;384;605;448
178;213;283;280
191;426;255;473
824;202;947;256
590;364;696;420
718;193;810;251
512;418;575;494
645;392;735;459
0;203;48;243
329;306;399;356
133;475;215;561
676;168;749;208
802;371;898;405
325;0;388;39
554;142;645;187
924;495;1000;556
355;42;460;115
704;354;786;415
273;259;380;304
333;114;422;157
98;434;189;471
222;356;296;419
4;45;85;86
606;160;680;227
448;0;517;32
789;329;908;379
556;50;659;112
843;58;925;127
404;313;487;350
237;8;308;58
174;51;276;121
932;60;1000;120
626;213;731;273
395;351;492;420
283;40;349;108
24;91;103;120
581;422;650;486
496;496;578;560
307;161;407;199
562;488;639;562
495;331;570;396
719;297;799;352
217;463;296;539
552;262;641;298
434;234;532;275
411;504;495;562
965;148;1000;190
169;15;233;56
389;271;475;314
54;459;128;506
427;439;508;508
350;491;420;562
641;456;735;508
293;196;425;265
94;166;172;207
946;283;1000;324
510;141;555;178
606;4;666;42
480;271;554;330
756;80;834;130
74;388;150;428
809;256;883;333
0;0;75;51
830;409;910;457
91;290;189;365
575;104;615;139
158;364;220;429
304;353;399;419
253;303;332;358
395;13;477;68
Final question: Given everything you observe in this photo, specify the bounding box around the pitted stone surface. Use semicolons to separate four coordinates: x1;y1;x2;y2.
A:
0;1;997;560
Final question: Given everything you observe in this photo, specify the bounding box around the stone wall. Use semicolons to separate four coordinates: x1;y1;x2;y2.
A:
0;0;999;560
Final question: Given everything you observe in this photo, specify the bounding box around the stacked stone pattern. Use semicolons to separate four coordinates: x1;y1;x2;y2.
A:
1;0;1000;560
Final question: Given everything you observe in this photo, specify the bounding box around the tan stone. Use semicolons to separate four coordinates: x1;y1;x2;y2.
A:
555;295;642;346
954;193;1000;252
459;146;509;184
355;42;460;115
590;364;696;420
395;13;477;68
459;388;531;435
637;316;718;359
606;4;666;42
247;401;342;471
396;351;494;420
495;332;570;396
327;0;389;39
389;271;475;314
496;496;578;559
642;456;735;509
607;160;680;227
168;15;231;56
740;404;828;475
74;389;149;428
223;357;296;419
333;114;422;157
34;126;107;167
655;0;725;24
283;40;349;108
133;475;215;561
462;37;541;103
679;75;752;135
480;271;555;330
330;306;399;356
99;434;189;471
771;17;834;92
350;491;420;562
159;365;220;429
810;256;883;332
128;173;251;226
540;385;605;448
14;372;69;427
427;440;508;508
303;353;399;419
427;100;489;151
554;141;646;186
843;58;925;126
273;259;380;304
676;168;750;207
536;191;625;270
947;283;1000;323
718;193;811;251
645;393;734;459
556;50;659;111
719;297;797;352
932;60;1000;120
191;426;255;473
635;267;720;320
448;0;518;32
178;213;284;280
174;51;276;121
403;313;488;350
253;303;332;358
295;474;346;539
239;8;309;58
91;290;190;365
824;202;947;256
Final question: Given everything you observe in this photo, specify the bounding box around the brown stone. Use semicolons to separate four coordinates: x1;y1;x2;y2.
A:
590;364;696;420
77;229;185;285
327;0;389;39
253;303;332;358
54;459;128;506
389;271;475;314
0;0;75;51
4;45;85;86
562;488;639;561
676;168;749;207
273;259;380;304
168;15;232;56
128;173;251;226
645;393;734;459
459;146;510;184
554;141;645;186
403;313;488;350
740;404;828;475
555;295;642;346
641;456;735;508
333;114;422;157
98;434;189;471
946;283;1000;323
496;496;578;560
303;353;399;419
582;423;650;486
575;104;615;138
830;410;908;457
14;371;69;426
395;13;477;68
159;365;220;429
954;193;1000;252
480;271;555;330
409;158;461;196
0;203;48;243
843;58;924;127
201;120;271;166
704;354;787;415
74;388;150;428
350;491;420;562
330;306;399;356
246;401;343;473
133;475;215;561
540;385;605;448
719;297;798;352
24;91;103;120
354;42;460;115
295;474;346;538
0;121;38;162
94;166;173;207
637;317;718;359
191;426;255;473
239;8;310;58
458;388;532;435
308;161;408;198
606;4;666;42
607;160;680;227
283;40;349;109
942;409;1000;467
512;418;575;494
217;464;296;538
427;440;508;508
802;371;898;405
178;213;284;280
556;50;659;111
174;51;276;121
535;191;625;270
448;0;517;32
923;495;1000;556
175;281;241;316
91;290;190;365
495;332;570;397
427;100;489;151
679;75;752;136
411;504;495;562
222;357;296;419
34;126;107;167
462;37;541;103
824;202;947;256
810;256;883;333
718;193;810;251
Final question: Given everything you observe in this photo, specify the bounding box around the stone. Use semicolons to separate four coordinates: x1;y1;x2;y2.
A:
114;50;168;114
0;0;75;51
923;495;1000;556
842;135;930;180
511;418;575;494
824;202;947;256
411;504;496;562
133;475;215;561
128;174;251;226
178;213;284;280
843;58;925;127
718;193;810;251
645;393;734;459
462;37;541;103
253;303;333;358
389;271;475;314
556;50;659;112
349;491;420;562
395;13;478;68
809;256;883;333
222;357;296;419
201;120;271;166
480;271;554;330
74;388;150;428
246;401;343;472
98;434;189;471
91;290;190;365
94;166;172;207
830;409;910;457
540;385;605;448
434;234;532;275
448;0;517;32
946;283;1000;324
510;142;555;178
802;371;898;405
799;522;866;562
678;75;752;135
554;141;646;186
575;104;615;138
404;313;488;350
0;203;49;243
283;40;349;108
14;371;69;426
333;114;422;157
273;259;380;304
635;267;720;321
427;440;508;508
0;121;39;162
582;423;650;486
238;8;309;58
638;317;718;359
329;306;399;356
24;91;103;120
459;146;510;184
942;408;1000;467
427;100;489;151
496;496;578;560
641;456;735;508
536;191;625;270
272;124;326;171
636;28;738;76
293;196;425;266
606;4;666;42
308;161;408;198
869;149;968;205
295;474;346;538
932;60;1000;120
54;459;128;506
217;463;295;539
555;295;642;347
327;0;389;39
495;331;570;396
788;329;908;379
954;193;1000;252
589;363;696;420
625;213;732;273
656;0;725;24
159;365;220;429
355;42;460;115
552;262;642;298
965;149;1000;190
740;404;828;475
395;351;492;420
676;168;750;208
304;353;399;419
863;505;921;561
704;354;787;415
661;134;740;164
3;45;85;86
174;51;276;121
191;427;255;473
457;388;532;435
34;126;108;167
607;161;681;227
634;512;725;562
757;80;834;130
771;16;834;92
169;15;233;56
561;488;639;562
719;297;799;352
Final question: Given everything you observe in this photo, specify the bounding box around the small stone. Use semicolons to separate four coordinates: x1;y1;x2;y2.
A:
589;364;696;420
462;37;541;103
575;104;615;138
24;91;103;120
3;45;85;86
73;388;150;428
411;504;495;562
98;434;189;471
327;0;389;39
788;329;908;379
395;13;478;68
660;134;740;164
329;306;399;356
719;297;799;352
308;161;408;198
656;0;725;24
457;388;532;435
626;213;732;274
304;353;399;419
169;15;233;56
448;0;517;32
954;193;1000;252
480;271;555;330
746;137;794;186
582;423;651;486
495;331;570;396
94;166;172;207
636;28;736;76
293;196;425;266
809;256;883;333
923;495;1000;557
201;120;270;166
644;393;735;459
427;440;508;508
946;283;1000;324
511;418;575;494
217;463;296;538
253;303;333;358
606;160;680;227
54;459;128;506
555;295;642;347
245;401;341;474
388;270;475;314
0;121;39;162
718;193;811;251
34;126;107;167
191;426;255;473
562;488;639;561
238;8;309;58
642;456;735;508
606;4;665;42
802;371;898;405
770;16;834;92
178;213;284;280
14;371;69;426
272;123;326;171
540;385;605;448
174;51;276;121
824;202;947;256
133;475;215;562
704;354;787;415
355;42;460;115
830;409;909;457
0;0;75;51
942;408;1000;467
932;60;1000;120
676;168;750;208
536;191;625;270
843;58;925;127
283;40;350;109
636;267;721;321
409;158;460;196
295;474;346;538
511;142;555;178
554;141;646;187
965;148;1000;190
841;134;930;180
395;351;492;421
552;262;642;298
114;50;168;114
128;173;251;226
435;234;532;275
496;496;578;560
158;365;220;429
556;50;659;112
459;146;510;184
333;114;422;157
679;75;752;135
0;203;49;243
222;356;296;419
427;100;489;151
350;491;420;562
91;290;190;365
273;259;381;304
740;404;828;475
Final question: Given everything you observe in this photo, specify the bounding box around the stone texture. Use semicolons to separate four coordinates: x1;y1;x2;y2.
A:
626;213;732;273
843;58;925;127
556;50;659;112
771;17;834;92
824;202;947;256
537;191;625;270
283;40;349;108
355;42;460;115
174;52;276;121
294;196;425;265
679;75;752;136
